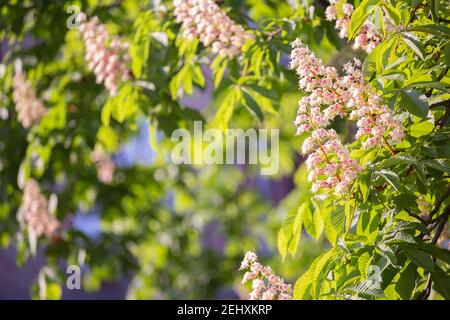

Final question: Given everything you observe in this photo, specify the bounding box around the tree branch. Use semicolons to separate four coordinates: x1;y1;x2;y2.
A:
429;185;450;219
418;206;449;300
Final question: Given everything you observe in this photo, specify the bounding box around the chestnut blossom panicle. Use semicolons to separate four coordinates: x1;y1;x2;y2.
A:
240;251;292;300
173;0;253;57
78;12;130;96
91;149;116;185
12;60;47;128
291;39;362;193
290;39;404;193
325;2;401;53
17;179;60;241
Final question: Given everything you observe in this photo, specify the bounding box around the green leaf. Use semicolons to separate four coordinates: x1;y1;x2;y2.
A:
278;203;308;259
375;39;393;75
415;243;450;264
242;90;264;122
347;0;380;40
211;56;228;88
422;159;450;173
398;89;429;118
130;37;150;78
401;245;435;272
183;67;194;95
374;169;402;192
303;201;323;240
376;244;398;268
401;33;425;60
384;231;416;245
381;155;418;167
244;84;278;102
410;120;434;137
430;0;440;23
381;3;401;25
170;66;187;99
211;87;239;130
294;261;317;300
431;267;450;299
344;280;384;298
313;205;325;240
394;262;417;300
193;65;205;87
385;56;408;70
324;206;345;245
410;24;450;38
311;249;341;299
358;252;372;276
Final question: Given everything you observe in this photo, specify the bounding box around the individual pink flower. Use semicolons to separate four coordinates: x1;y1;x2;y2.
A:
240;251;292;300
173;0;253;57
78;13;130;95
325;5;337;21
12;59;47;128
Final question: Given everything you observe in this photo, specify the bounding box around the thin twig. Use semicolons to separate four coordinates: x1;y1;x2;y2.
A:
429;185;450;218
418;207;449;300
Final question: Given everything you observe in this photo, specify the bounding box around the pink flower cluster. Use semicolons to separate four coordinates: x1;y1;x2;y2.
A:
290;39;404;193
173;0;253;57
325;1;389;53
342;61;405;148
91;149;116;185
12;60;47;128
78;13;130;96
17;179;60;241
240;251;292;300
